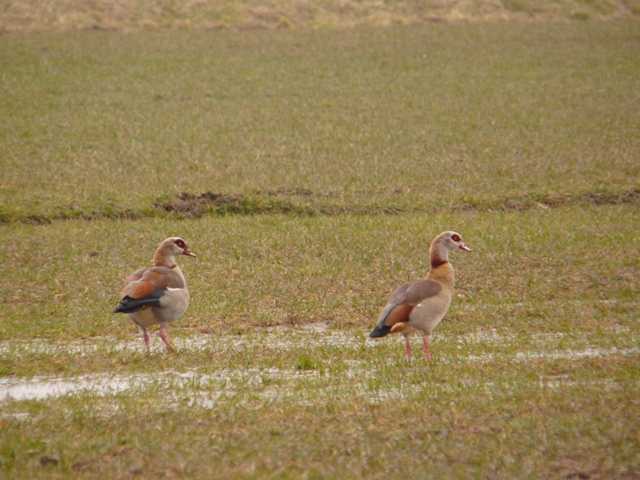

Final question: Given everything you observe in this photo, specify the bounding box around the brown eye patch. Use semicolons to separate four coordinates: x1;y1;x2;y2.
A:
451;234;461;242
175;239;186;248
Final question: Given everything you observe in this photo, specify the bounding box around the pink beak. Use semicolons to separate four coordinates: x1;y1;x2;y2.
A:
459;243;471;252
183;248;197;258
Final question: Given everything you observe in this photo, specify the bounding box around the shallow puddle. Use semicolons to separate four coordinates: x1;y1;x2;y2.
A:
1;330;637;414
466;346;640;364
0;367;318;404
0;328;610;357
1;344;636;407
0;374;138;402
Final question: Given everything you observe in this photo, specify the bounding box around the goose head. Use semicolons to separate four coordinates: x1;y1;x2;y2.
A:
154;237;196;267
429;231;470;267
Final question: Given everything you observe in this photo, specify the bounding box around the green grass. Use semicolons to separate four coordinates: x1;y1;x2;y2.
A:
1;22;639;222
1;207;638;477
0;206;638;344
0;19;639;479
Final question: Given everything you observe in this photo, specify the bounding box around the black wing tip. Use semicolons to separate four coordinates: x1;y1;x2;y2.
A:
369;325;391;338
113;302;138;314
113;296;161;314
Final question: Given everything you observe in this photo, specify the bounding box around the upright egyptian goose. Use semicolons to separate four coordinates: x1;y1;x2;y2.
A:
369;231;470;363
113;237;196;352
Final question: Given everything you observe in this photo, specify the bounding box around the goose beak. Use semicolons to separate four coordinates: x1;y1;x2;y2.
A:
183;248;197;258
459;243;471;252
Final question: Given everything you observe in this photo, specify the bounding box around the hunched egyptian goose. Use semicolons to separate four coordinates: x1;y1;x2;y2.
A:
369;231;470;362
113;237;196;352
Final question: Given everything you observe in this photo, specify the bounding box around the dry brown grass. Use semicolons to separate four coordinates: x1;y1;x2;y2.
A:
2;0;639;33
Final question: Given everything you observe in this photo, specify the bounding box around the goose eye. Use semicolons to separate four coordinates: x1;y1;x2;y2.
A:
175;240;185;248
451;234;461;242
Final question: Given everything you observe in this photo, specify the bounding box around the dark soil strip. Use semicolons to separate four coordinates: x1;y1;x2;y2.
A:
3;188;638;224
155;188;640;217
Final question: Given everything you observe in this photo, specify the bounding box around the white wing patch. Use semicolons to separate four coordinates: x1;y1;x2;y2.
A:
166;287;184;292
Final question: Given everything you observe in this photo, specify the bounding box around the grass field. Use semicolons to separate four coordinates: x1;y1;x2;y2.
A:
1;8;639;479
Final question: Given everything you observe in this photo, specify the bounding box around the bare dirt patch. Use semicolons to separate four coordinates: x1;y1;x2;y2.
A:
152;188;640;218
154;192;247;217
3;188;638;224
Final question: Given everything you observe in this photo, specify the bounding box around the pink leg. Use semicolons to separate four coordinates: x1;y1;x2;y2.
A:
423;335;431;361
141;327;150;352
405;335;413;363
158;327;174;351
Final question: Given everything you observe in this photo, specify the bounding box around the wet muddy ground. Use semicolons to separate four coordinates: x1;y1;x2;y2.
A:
2;327;636;412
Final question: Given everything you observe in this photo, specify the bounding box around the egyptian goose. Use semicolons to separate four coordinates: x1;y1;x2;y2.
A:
113;237;196;352
369;231;470;362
